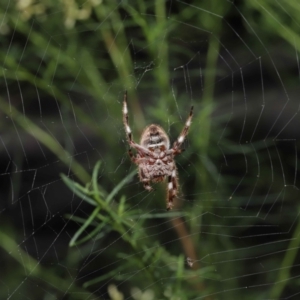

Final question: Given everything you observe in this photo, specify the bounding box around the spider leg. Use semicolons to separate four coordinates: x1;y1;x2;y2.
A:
173;148;185;156
172;106;194;153
128;149;137;163
139;168;153;191
143;180;153;191
123;91;134;144
123;91;153;156
166;169;178;210
129;149;149;166
130;143;153;156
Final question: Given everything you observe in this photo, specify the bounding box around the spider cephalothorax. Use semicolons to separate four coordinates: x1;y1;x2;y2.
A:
123;91;193;210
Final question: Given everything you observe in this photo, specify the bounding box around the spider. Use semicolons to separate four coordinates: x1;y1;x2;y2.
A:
123;91;193;210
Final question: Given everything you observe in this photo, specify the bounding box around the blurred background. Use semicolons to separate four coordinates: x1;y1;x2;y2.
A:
0;0;300;299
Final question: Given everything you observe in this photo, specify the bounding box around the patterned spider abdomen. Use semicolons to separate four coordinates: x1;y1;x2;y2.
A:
140;124;170;151
139;124;174;181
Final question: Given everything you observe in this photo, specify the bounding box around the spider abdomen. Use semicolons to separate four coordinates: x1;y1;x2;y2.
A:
140;124;170;150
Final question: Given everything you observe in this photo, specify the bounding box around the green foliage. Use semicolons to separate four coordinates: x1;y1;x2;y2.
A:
62;161;216;298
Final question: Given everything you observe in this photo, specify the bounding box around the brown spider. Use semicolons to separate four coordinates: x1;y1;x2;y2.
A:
123;91;193;210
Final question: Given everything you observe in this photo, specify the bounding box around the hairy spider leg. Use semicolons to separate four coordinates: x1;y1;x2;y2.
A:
123;91;152;156
128;148;137;163
166;169;178;210
172;106;194;154
123;91;155;193
123;91;133;143
139;168;153;191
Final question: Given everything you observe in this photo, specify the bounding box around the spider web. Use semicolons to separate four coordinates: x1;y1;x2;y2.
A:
1;0;300;299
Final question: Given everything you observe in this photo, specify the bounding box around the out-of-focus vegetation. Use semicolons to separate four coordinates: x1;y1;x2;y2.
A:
0;0;300;299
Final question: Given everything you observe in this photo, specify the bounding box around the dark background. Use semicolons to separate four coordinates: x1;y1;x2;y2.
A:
0;0;300;299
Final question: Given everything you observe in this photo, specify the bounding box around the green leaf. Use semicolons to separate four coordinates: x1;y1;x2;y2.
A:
106;169;136;203
61;174;97;206
69;206;101;247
